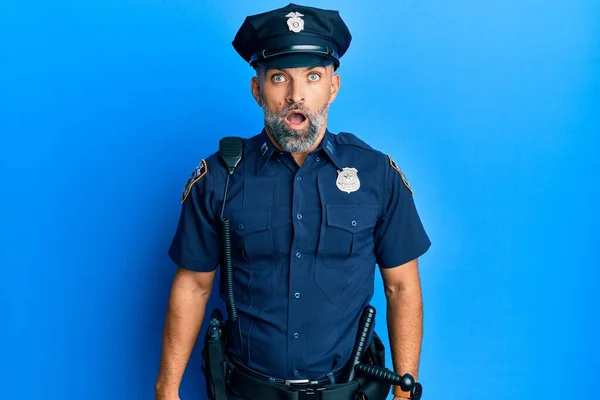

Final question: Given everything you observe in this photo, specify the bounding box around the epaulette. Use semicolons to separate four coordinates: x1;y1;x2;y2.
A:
334;131;375;152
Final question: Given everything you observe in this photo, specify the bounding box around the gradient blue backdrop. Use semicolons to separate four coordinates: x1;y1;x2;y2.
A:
1;1;598;399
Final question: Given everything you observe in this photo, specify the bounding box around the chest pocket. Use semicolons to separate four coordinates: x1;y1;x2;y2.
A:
227;208;276;269
320;204;378;267
316;204;378;304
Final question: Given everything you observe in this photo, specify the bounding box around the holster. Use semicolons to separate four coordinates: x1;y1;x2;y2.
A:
202;308;229;400
353;331;392;400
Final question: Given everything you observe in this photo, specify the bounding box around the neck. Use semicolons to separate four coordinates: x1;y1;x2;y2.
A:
291;152;308;167
264;125;328;167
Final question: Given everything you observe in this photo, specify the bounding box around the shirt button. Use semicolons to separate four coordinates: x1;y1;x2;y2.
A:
238;224;244;230
296;213;303;220
351;220;357;227
295;292;300;299
296;176;302;181
293;332;299;339
316;157;320;161
296;252;301;258
294;370;300;377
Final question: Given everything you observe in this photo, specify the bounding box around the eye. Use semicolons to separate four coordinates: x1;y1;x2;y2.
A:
271;74;286;83
308;72;321;81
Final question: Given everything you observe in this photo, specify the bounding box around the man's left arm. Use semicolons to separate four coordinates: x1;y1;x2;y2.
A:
380;258;423;399
374;154;431;399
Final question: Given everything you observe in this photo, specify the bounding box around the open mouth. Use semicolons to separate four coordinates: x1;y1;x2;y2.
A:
285;111;307;126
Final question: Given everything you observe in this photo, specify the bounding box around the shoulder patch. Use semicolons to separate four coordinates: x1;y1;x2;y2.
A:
388;155;413;195
181;159;207;203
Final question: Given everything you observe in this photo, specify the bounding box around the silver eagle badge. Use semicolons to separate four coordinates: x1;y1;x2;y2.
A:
286;12;305;33
336;168;361;194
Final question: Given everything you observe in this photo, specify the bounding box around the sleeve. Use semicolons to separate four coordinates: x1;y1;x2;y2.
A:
167;159;222;272
374;155;431;269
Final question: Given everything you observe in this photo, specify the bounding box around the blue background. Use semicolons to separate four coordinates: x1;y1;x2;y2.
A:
1;0;598;399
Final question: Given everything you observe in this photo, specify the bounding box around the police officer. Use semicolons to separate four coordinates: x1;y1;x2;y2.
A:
155;3;431;400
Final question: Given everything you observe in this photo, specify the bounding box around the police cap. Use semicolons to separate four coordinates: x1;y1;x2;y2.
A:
232;3;352;70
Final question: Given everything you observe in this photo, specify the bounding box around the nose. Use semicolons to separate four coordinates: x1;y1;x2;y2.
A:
286;80;305;105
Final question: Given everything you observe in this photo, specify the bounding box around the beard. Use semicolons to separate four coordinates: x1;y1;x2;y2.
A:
261;96;330;153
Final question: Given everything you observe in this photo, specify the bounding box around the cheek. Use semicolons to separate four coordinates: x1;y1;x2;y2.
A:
267;99;285;110
262;89;287;108
314;81;333;97
264;100;286;115
307;86;332;108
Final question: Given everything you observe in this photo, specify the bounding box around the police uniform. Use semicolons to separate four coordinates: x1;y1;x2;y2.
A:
168;3;431;400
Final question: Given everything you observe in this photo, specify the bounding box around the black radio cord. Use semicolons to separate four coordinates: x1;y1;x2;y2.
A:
220;173;244;362
220;174;237;321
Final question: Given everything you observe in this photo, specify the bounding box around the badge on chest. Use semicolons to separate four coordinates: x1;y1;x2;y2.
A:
336;167;360;193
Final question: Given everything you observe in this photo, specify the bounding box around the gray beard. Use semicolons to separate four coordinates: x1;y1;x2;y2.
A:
262;98;330;153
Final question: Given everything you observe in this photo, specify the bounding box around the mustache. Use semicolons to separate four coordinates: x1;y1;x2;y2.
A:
279;104;311;117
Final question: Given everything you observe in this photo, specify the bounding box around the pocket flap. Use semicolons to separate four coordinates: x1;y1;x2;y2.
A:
228;209;271;234
326;205;378;233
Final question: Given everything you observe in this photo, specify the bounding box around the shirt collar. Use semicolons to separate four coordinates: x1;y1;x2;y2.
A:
255;129;343;175
317;129;343;170
256;129;276;175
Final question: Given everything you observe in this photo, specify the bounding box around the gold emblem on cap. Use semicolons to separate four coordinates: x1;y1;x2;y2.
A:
336;167;360;193
286;12;305;33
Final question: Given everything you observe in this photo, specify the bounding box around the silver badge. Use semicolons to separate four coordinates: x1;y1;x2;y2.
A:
286;12;305;33
336;168;360;193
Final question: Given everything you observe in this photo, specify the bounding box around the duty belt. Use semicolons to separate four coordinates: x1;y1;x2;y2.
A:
226;360;360;400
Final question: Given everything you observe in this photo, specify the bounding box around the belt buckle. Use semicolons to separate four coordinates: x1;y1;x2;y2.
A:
285;378;310;386
286;380;325;399
285;379;325;400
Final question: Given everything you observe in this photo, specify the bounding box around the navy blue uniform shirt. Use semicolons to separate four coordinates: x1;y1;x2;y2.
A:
168;129;431;380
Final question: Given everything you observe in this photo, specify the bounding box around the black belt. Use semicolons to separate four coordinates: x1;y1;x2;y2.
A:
227;361;359;400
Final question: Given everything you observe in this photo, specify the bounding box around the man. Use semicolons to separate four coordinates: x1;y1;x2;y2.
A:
155;3;431;400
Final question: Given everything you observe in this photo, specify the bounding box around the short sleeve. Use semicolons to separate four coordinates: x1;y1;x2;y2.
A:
375;156;431;268
167;159;222;272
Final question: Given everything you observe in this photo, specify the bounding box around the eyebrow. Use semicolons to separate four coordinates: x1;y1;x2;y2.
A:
270;66;327;74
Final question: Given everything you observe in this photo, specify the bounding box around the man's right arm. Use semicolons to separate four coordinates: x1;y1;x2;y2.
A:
155;267;216;400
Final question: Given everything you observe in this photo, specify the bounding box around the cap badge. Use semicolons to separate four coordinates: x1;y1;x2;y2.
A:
286;12;305;33
336;167;360;194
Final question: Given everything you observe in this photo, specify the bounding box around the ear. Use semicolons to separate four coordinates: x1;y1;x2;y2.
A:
328;70;341;103
251;76;262;106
